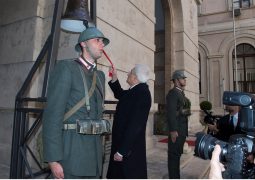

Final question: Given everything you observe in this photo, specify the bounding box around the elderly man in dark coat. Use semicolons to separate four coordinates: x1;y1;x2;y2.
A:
42;27;109;179
106;64;152;179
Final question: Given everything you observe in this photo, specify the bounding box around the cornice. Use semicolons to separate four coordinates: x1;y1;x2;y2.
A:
207;54;224;59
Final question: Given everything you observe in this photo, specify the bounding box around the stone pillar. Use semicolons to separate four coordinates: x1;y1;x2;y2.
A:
207;54;224;114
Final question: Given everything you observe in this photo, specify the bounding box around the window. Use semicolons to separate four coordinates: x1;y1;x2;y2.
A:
233;0;241;9
233;0;251;9
232;43;255;93
242;0;251;7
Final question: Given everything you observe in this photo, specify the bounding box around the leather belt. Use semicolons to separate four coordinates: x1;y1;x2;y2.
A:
63;124;76;130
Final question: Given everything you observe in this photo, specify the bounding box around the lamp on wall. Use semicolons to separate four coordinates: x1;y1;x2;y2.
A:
61;0;94;33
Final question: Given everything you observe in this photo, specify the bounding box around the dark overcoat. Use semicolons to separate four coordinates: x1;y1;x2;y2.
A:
215;114;244;142
42;59;105;177
106;80;151;179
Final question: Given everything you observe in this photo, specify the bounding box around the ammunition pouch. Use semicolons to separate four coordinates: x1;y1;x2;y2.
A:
63;119;112;135
181;108;191;117
62;66;111;135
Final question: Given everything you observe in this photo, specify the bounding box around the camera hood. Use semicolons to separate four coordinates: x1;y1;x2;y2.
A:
223;91;254;107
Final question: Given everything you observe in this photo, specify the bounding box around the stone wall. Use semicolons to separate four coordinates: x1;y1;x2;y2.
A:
95;0;157;149
168;0;201;133
0;0;55;177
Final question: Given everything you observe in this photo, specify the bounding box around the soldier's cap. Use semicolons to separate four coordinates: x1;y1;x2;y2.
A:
171;70;187;80
75;27;110;52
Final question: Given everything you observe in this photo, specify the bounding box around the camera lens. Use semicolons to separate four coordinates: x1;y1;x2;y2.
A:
194;132;227;161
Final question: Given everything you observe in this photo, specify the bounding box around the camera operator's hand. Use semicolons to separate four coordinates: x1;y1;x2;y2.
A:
247;154;255;164
170;131;178;143
207;122;219;133
209;144;225;179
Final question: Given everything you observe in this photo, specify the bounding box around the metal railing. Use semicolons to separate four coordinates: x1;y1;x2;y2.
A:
10;0;62;178
10;96;116;178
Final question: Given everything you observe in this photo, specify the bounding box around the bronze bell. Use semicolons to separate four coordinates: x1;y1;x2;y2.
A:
61;0;94;33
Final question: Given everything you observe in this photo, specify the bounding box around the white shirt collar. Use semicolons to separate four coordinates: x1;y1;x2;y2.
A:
130;83;139;89
175;87;183;92
79;57;96;70
233;112;238;119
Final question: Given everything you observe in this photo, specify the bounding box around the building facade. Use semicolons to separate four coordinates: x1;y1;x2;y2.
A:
198;0;255;114
155;0;201;133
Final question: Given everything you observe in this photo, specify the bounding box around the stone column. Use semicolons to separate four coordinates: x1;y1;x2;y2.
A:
207;54;224;114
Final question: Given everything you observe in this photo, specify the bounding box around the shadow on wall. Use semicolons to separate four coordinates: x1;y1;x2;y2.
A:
154;104;168;135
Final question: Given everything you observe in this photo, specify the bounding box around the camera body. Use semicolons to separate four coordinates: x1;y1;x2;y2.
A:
195;91;255;178
223;91;255;135
195;132;254;178
202;110;222;125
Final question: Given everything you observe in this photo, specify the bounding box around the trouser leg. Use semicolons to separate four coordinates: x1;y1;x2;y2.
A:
168;135;186;179
168;153;181;179
64;173;100;179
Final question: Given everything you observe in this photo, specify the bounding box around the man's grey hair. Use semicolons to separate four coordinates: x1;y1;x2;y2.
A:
134;64;150;83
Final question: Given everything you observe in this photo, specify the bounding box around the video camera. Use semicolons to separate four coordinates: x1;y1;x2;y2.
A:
202;110;222;125
202;110;222;136
195;91;255;178
199;101;222;136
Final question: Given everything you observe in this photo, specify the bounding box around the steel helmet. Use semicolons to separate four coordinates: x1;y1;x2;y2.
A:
171;70;187;80
75;27;110;52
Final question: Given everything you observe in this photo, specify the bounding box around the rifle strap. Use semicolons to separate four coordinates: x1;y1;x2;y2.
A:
63;65;97;122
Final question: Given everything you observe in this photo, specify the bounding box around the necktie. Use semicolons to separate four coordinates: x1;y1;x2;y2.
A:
229;116;234;131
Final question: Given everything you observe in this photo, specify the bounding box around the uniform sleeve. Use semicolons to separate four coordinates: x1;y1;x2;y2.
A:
166;91;178;132
42;61;72;162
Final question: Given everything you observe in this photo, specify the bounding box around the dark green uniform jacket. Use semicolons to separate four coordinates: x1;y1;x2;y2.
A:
42;59;105;176
166;87;188;138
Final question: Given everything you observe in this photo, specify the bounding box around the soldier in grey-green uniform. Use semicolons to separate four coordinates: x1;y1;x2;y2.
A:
42;27;109;179
166;70;190;179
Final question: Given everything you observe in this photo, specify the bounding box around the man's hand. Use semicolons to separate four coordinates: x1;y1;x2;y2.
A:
109;67;118;82
247;154;255;164
113;152;123;162
209;144;225;179
170;131;178;143
48;161;64;179
207;122;218;132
